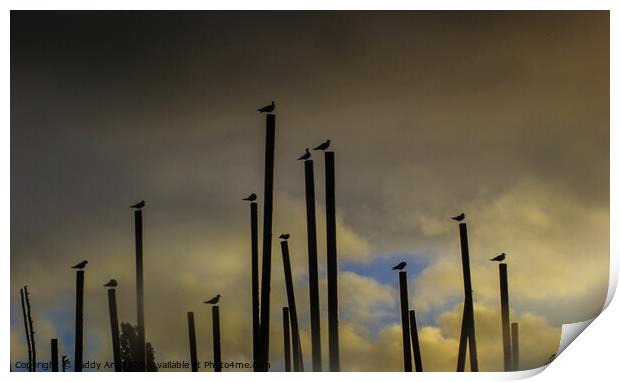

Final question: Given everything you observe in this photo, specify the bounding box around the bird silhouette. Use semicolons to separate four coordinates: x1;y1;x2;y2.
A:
313;140;331;151
392;261;407;270
204;294;221;305
258;101;275;113
243;193;257;201
72;260;88;269
451;213;465;221
298;148;311;161
490;253;506;262
130;200;145;209
279;233;290;240
104;279;118;287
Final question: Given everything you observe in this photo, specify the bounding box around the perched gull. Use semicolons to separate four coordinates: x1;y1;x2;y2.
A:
72;260;88;269
258;101;275;113
243;193;257;201
451;213;465;221
313;140;331;151
130;200;145;209
204;294;221;305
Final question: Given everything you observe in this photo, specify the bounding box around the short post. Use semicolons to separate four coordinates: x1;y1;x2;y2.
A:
74;270;84;372
258;114;276;371
511;323;520;371
134;209;146;371
19;288;32;371
24;286;36;372
62;355;69;372
409;310;423;372
304;159;322;371
107;288;122;372
398;271;412;372
499;263;512;371
51;339;59;372
325;151;340;371
187;312;198;372
456;223;478;371
283;307;292;372
212;306;222;372
280;240;304;371
250;201;260;371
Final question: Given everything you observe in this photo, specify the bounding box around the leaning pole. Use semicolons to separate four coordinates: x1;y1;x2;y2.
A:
258;113;276;371
456;221;478;372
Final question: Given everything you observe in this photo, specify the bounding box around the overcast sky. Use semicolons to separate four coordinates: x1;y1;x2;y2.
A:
11;11;609;371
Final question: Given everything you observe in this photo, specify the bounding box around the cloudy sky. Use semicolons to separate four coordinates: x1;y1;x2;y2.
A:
11;11;609;371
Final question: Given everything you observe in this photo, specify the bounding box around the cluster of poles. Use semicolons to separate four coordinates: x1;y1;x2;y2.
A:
18;107;521;372
243;112;341;371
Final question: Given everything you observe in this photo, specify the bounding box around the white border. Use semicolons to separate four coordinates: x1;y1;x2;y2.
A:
3;2;617;382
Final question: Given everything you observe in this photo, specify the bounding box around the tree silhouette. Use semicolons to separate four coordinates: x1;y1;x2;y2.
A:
119;322;158;371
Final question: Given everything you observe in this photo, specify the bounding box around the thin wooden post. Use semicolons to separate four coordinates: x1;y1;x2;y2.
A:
304;159;322;371
409;310;423;372
51;339;59;372
134;209;146;371
187;312;198;372
258;114;276;371
107;288;122;372
398;271;412;372
250;201;260;371
325;151;340;371
62;355;69;372
456;302;468;371
511;323;520;371
283;307;292;372
212;306;222;372
457;223;478;371
280;240;304;371
24;286;36;372
499;263;512;371
20;288;32;371
74;270;84;372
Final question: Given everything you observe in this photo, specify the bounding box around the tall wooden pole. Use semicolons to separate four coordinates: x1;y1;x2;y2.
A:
258;114;276;371
212;306;222;372
250;201;260;371
409;310;423;372
457;223;478;371
280;240;304;371
74;270;84;372
20;288;32;371
187;312;198;372
499;263;512;371
51;339;59;372
107;288;122;372
398;271;412;372
511;323;520;371
303;159;322;371
456;302;469;371
325;151;340;371
134;209;146;371
283;307;292;372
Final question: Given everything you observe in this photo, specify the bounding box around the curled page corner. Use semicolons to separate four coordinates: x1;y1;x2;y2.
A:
556;319;595;356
